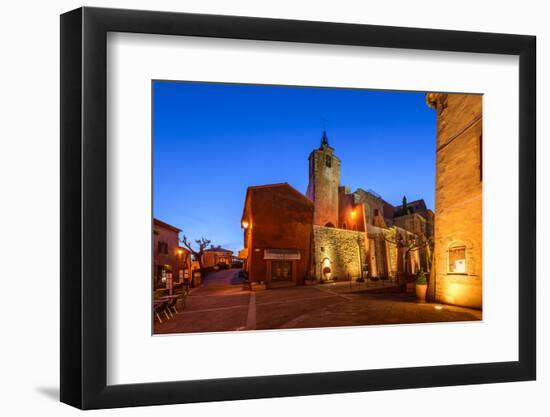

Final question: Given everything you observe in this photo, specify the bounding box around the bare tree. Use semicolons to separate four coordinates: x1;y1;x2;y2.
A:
382;228;434;276
180;236;211;271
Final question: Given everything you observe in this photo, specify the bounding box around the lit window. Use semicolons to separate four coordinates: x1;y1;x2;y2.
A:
448;245;466;273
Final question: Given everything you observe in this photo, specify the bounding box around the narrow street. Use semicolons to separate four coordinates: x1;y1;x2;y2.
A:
199;268;243;288
154;269;250;334
154;269;482;335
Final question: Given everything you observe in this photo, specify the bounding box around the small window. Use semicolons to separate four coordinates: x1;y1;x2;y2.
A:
157;241;168;254
448;245;466;273
374;209;379;216
325;155;331;168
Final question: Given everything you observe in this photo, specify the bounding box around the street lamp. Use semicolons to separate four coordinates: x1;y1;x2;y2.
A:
177;248;184;284
349;209;357;231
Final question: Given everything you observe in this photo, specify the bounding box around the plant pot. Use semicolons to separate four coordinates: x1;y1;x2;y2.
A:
251;282;266;291
415;284;428;303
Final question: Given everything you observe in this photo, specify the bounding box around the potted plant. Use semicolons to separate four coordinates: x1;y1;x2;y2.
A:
251;280;267;291
415;270;428;303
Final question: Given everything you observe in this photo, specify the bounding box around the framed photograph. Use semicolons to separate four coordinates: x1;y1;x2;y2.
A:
60;6;536;409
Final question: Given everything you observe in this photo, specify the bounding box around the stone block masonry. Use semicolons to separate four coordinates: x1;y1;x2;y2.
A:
427;93;482;309
313;225;367;281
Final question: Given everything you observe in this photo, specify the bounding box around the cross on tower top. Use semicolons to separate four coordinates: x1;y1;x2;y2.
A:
320;118;329;148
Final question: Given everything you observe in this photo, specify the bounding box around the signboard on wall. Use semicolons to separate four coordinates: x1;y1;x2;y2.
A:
264;249;301;260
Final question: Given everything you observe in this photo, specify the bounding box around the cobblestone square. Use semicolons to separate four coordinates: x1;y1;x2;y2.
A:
154;269;481;335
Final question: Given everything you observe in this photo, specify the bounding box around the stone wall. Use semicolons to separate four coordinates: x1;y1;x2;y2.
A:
427;93;482;309
353;189;388;227
393;213;427;238
385;239;399;277
367;225;426;278
313;225;367;281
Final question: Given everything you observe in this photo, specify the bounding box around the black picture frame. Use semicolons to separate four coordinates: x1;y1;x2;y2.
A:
60;6;536;410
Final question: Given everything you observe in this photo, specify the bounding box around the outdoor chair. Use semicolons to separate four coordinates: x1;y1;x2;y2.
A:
167;296;178;315
176;291;188;310
179;282;189;294
153;300;170;323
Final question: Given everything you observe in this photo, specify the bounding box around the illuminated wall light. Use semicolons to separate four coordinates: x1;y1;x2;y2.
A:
241;220;249;229
445;282;466;299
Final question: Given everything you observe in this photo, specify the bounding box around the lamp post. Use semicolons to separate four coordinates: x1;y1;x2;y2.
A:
177;248;183;285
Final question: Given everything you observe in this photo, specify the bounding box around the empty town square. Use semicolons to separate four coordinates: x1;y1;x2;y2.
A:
154;268;481;334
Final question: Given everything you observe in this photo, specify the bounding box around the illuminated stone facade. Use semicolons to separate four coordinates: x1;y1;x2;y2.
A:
241;131;434;286
307;132;434;282
312;225;367;281
427;93;482;309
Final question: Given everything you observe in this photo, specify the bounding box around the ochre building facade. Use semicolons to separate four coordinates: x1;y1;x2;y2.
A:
427;93;483;309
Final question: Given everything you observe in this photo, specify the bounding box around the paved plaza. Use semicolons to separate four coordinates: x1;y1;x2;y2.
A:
154;269;482;335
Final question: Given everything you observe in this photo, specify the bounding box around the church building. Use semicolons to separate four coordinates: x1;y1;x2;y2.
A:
240;131;434;288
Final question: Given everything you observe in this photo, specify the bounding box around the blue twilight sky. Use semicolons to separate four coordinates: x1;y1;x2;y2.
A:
153;81;436;254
